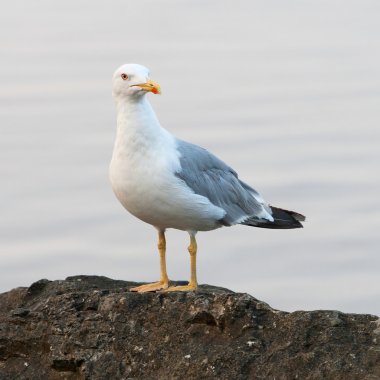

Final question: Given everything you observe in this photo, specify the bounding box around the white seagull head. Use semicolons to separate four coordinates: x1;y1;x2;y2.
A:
112;63;161;100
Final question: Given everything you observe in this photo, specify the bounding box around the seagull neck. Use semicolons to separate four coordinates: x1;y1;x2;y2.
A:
115;96;161;136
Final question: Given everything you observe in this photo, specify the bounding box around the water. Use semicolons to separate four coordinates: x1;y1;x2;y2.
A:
1;0;380;315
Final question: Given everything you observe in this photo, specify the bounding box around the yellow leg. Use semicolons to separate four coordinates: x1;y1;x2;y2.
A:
130;230;170;292
165;233;198;292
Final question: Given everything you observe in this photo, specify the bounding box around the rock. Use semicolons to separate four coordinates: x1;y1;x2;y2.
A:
0;275;379;380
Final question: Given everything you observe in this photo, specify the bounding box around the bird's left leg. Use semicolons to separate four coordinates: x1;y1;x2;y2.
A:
164;232;198;292
130;230;170;292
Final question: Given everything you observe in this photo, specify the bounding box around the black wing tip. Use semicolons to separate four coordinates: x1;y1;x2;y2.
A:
271;206;306;222
291;211;306;222
242;220;304;229
241;206;306;230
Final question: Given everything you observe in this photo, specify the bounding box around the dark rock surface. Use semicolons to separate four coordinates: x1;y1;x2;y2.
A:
0;276;379;380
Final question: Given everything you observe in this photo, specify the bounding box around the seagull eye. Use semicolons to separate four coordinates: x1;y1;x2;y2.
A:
121;73;128;80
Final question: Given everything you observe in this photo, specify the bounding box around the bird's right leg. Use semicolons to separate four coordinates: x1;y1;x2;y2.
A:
164;232;198;292
130;230;170;292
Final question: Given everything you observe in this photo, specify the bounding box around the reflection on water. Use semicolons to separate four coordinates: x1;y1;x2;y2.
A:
1;1;380;314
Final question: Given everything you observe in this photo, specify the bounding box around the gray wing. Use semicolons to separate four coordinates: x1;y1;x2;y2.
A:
175;139;272;226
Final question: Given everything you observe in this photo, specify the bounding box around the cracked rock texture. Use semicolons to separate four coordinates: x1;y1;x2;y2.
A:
0;275;379;380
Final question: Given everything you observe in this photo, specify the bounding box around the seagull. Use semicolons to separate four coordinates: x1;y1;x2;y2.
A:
110;63;305;293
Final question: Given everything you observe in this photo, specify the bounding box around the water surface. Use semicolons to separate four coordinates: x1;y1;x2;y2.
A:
1;0;380;314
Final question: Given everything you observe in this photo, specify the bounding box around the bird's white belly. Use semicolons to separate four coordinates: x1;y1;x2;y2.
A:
109;154;224;232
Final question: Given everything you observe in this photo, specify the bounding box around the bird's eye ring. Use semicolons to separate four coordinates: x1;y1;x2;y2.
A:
121;73;128;80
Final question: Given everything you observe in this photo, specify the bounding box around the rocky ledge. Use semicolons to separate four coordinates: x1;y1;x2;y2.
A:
0;276;379;380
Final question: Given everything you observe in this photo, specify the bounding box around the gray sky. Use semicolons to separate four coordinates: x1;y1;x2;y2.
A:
1;0;380;315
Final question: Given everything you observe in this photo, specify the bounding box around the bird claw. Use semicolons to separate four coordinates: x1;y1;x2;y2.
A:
130;281;169;293
162;283;197;292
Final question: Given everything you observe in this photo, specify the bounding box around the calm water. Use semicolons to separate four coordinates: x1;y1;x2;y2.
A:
1;0;380;314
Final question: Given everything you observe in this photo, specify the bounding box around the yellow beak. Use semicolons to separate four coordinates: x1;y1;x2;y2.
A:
131;79;161;94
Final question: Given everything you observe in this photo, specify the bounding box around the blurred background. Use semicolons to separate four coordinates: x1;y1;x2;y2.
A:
1;0;379;314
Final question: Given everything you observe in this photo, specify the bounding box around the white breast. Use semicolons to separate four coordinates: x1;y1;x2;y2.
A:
109;103;225;232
